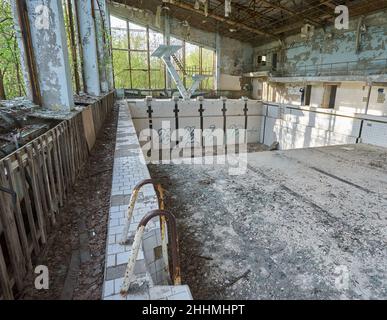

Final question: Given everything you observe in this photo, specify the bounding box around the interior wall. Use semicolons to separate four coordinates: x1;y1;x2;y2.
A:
369;84;387;115
261;81;387;116
251;79;263;100
262;103;387;150
334;83;368;114
128;98;387;152
252;10;387;74
263;104;361;149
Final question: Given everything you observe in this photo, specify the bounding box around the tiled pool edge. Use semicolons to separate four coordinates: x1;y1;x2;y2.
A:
102;101;192;300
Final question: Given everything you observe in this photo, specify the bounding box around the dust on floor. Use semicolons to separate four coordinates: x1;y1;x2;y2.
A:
148;144;387;300
19;103;118;300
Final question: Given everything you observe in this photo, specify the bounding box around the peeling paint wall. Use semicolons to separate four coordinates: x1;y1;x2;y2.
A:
220;36;253;76
77;0;101;96
253;10;387;75
24;0;74;110
108;3;252;91
254;10;387;116
219;36;253;91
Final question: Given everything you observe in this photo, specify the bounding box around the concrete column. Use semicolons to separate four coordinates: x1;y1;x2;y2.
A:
93;0;109;93
12;0;74;111
76;0;101;96
215;32;222;92
164;13;172;90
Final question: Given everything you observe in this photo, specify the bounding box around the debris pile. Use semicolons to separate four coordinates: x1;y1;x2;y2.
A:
0;97;38;133
74;93;100;106
0;93;102;158
0;98;54;158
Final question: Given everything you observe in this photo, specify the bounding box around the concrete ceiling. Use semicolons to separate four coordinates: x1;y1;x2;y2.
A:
111;0;387;43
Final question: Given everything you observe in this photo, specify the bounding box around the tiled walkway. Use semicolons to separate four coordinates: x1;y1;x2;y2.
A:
102;101;192;300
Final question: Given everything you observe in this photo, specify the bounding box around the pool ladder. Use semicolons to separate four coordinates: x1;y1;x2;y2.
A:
119;179;181;296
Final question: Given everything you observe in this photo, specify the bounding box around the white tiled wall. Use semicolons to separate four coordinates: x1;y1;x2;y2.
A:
263;103;387;150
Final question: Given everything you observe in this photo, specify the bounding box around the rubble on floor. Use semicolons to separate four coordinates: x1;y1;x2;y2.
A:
148;144;387;300
74;93;101;106
0;98;53;157
19;103;118;300
0;93;102;158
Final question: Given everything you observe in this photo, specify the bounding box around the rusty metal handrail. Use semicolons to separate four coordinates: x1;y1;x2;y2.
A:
120;179;163;244
120;209;181;296
119;179;169;278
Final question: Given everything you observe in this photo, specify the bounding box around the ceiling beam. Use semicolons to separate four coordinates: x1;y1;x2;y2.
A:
257;0;324;27
166;0;280;40
256;0;336;33
321;0;337;10
219;0;277;23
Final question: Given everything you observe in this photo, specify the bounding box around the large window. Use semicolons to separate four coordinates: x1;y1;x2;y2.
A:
111;17;165;90
111;15;216;91
169;38;215;90
0;0;25;100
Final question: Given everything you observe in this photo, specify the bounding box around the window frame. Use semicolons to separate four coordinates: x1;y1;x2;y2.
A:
111;16;216;91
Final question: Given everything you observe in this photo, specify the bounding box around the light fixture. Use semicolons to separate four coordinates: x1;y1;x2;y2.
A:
225;0;232;17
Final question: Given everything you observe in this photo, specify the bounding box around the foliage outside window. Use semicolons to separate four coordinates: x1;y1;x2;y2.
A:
0;0;25;100
62;0;83;94
110;15;216;91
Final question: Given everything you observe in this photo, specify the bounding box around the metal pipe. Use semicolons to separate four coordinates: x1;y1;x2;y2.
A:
364;83;373;115
141;210;181;286
120;225;145;297
156;184;170;277
357;83;373;143
120;209;181;296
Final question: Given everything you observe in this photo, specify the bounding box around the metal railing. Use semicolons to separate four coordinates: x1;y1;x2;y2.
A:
120;209;181;296
282;58;387;77
119;179;169;279
118;179;183;295
249;58;387;77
